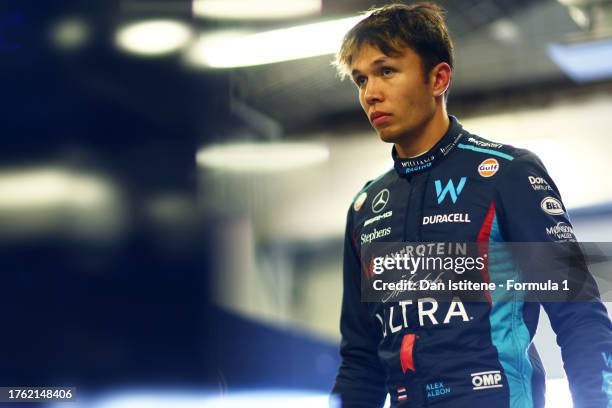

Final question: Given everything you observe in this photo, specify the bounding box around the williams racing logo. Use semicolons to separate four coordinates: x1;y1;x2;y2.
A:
435;177;467;204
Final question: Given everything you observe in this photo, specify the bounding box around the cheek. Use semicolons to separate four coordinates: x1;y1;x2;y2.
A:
358;94;367;111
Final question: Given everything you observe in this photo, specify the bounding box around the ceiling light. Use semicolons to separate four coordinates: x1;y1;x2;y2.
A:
185;16;362;68
116;20;192;56
50;17;91;51
547;38;612;82
193;0;321;21
197;142;329;172
0;167;116;210
489;19;520;44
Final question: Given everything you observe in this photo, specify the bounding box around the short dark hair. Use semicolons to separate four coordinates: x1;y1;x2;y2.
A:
334;2;454;91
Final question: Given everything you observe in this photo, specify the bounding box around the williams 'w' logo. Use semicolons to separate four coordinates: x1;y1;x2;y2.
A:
603;352;612;369
435;177;467;204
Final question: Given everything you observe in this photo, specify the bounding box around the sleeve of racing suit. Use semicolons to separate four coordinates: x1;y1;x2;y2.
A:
331;206;387;408
495;151;612;408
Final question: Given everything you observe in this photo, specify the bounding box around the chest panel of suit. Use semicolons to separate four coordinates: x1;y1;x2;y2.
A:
419;166;497;242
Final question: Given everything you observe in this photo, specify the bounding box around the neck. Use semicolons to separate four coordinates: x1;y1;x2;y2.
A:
394;107;450;158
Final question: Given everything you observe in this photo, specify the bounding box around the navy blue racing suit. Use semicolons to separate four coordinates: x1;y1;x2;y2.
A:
331;116;612;408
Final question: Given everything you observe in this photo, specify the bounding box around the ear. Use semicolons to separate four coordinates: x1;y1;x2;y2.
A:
430;62;451;98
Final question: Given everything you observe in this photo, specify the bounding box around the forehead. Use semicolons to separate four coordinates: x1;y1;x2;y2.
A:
349;42;415;74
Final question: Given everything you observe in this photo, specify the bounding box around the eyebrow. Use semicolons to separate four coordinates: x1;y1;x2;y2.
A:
351;57;391;77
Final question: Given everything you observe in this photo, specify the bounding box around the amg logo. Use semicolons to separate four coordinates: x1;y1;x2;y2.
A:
364;211;392;227
471;371;503;390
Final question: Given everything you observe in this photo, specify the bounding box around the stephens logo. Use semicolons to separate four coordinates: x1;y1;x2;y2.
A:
435;177;467;204
354;192;367;211
541;197;564;215
360;227;391;244
471;371;503;390
478;158;499;177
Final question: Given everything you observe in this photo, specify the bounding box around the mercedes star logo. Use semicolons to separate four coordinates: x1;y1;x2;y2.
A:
371;189;390;213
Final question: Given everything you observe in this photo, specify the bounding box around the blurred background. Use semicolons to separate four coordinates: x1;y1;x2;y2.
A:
1;0;612;406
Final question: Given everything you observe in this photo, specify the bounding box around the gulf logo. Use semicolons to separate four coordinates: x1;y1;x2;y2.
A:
478;158;499;177
354;192;367;211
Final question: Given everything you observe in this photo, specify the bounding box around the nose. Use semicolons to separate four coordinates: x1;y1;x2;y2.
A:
364;77;384;106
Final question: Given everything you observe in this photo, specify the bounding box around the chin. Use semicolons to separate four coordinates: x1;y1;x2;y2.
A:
377;129;402;144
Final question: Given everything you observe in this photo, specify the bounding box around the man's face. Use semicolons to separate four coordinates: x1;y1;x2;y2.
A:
350;42;437;144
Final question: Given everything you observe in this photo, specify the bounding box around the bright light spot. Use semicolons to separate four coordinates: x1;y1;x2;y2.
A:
567;6;590;30
547;39;612;82
0;167;122;240
489;19;520;44
0;169;71;209
185;16;362;68
193;0;321;20
50;17;90;50
0;167;116;210
197;142;329;172
545;378;572;408
56;390;334;408
116;20;192;56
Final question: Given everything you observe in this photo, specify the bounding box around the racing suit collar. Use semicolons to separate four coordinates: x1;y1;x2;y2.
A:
392;115;464;177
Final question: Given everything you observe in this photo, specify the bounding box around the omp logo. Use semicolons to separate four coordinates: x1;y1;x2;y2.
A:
434;177;467;204
471;371;503;390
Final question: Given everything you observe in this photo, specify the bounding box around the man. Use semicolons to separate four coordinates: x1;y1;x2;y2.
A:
330;3;612;408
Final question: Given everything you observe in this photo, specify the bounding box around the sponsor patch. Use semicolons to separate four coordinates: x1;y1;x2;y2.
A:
540;197;564;215
360;227;392;244
364;211;392;227
354;192;367;211
467;137;502;149
372;189;390;213
528;176;553;191
471;370;503;390
546;221;576;241
422;213;471;225
478;158;499;177
435;177;467;204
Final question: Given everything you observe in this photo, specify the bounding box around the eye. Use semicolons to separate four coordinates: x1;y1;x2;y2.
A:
354;76;367;87
381;67;394;76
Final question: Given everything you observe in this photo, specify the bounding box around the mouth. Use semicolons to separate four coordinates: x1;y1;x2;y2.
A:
371;113;391;128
